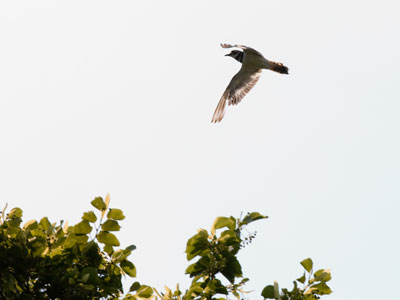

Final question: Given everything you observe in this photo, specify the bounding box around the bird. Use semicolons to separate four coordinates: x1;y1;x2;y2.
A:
211;43;288;123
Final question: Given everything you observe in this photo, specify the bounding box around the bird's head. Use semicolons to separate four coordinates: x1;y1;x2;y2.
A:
225;50;244;63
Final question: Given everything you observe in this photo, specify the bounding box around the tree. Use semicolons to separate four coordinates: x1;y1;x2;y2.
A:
0;195;332;299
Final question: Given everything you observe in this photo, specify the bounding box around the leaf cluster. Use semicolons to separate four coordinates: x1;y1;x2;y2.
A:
0;195;135;299
183;212;268;300
0;197;333;300
261;258;332;300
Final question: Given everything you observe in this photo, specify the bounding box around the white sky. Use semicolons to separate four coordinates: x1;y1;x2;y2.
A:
1;1;399;299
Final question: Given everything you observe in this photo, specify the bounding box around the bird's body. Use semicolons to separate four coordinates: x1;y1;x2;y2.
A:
211;44;288;123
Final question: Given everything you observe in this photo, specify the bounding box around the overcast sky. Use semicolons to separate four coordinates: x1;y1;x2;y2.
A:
1;1;399;299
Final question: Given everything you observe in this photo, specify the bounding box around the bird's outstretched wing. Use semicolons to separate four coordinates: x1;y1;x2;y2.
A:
211;68;262;123
220;43;248;50
220;43;263;57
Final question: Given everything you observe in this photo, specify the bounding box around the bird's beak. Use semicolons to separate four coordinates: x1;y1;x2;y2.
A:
224;53;230;57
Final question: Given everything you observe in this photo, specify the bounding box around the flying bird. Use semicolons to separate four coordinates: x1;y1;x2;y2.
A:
211;43;288;123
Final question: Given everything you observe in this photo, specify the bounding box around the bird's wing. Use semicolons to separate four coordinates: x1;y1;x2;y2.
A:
220;43;247;50
211;68;262;123
227;68;262;105
220;43;263;57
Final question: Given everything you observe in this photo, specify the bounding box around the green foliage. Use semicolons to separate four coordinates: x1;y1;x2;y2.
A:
0;195;135;299
183;212;268;300
0;196;333;300
261;258;332;300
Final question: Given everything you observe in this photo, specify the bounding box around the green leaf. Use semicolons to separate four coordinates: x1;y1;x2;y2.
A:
74;234;89;243
23;219;38;230
91;197;106;211
314;269;331;282
81;273;90;283
130;281;141;292
81;283;95;290
49;247;63;258
126;244;136;251
261;285;275;299
64;234;78;248
218;229;239;243
121;260;136;277
185;229;210;260
301;258;313;273
81;267;98;284
308;282;332;295
296;272;306;284
97;231;120;246
206;279;228;295
104;245;114;255
188;285;203;296
211;217;235;235
220;253;242;283
185;260;207;277
101;220;121;231
74;220;92;234
82;211;97;223
107;208;125;220
112;249;132;263
137;285;154;298
240;212;268;226
39;217;51;231
30;229;46;238
8;207;23;218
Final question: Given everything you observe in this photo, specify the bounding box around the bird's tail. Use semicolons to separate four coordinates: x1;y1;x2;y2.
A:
211;90;228;123
267;60;289;74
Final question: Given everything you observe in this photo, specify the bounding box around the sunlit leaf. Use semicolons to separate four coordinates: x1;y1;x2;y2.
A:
274;281;280;299
185;229;209;260
64;234;77;248
112;249;131;263
104;245;114;255
218;229;238;243
8;207;23;218
105;193;111;209
30;229;46;238
137;285;154;298
23;219;38;230
297;272;306;284
63;220;69;233
49;247;63;258
107;208;125;220
101;220;121;231
74;234;89;243
74;220;92;234
91;197;106;211
301;258;313;273
97;231;120;246
309;282;332;295
314;269;331;282
240;212;268;226
39;217;51;231
211;217;235;235
82;211;97;223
